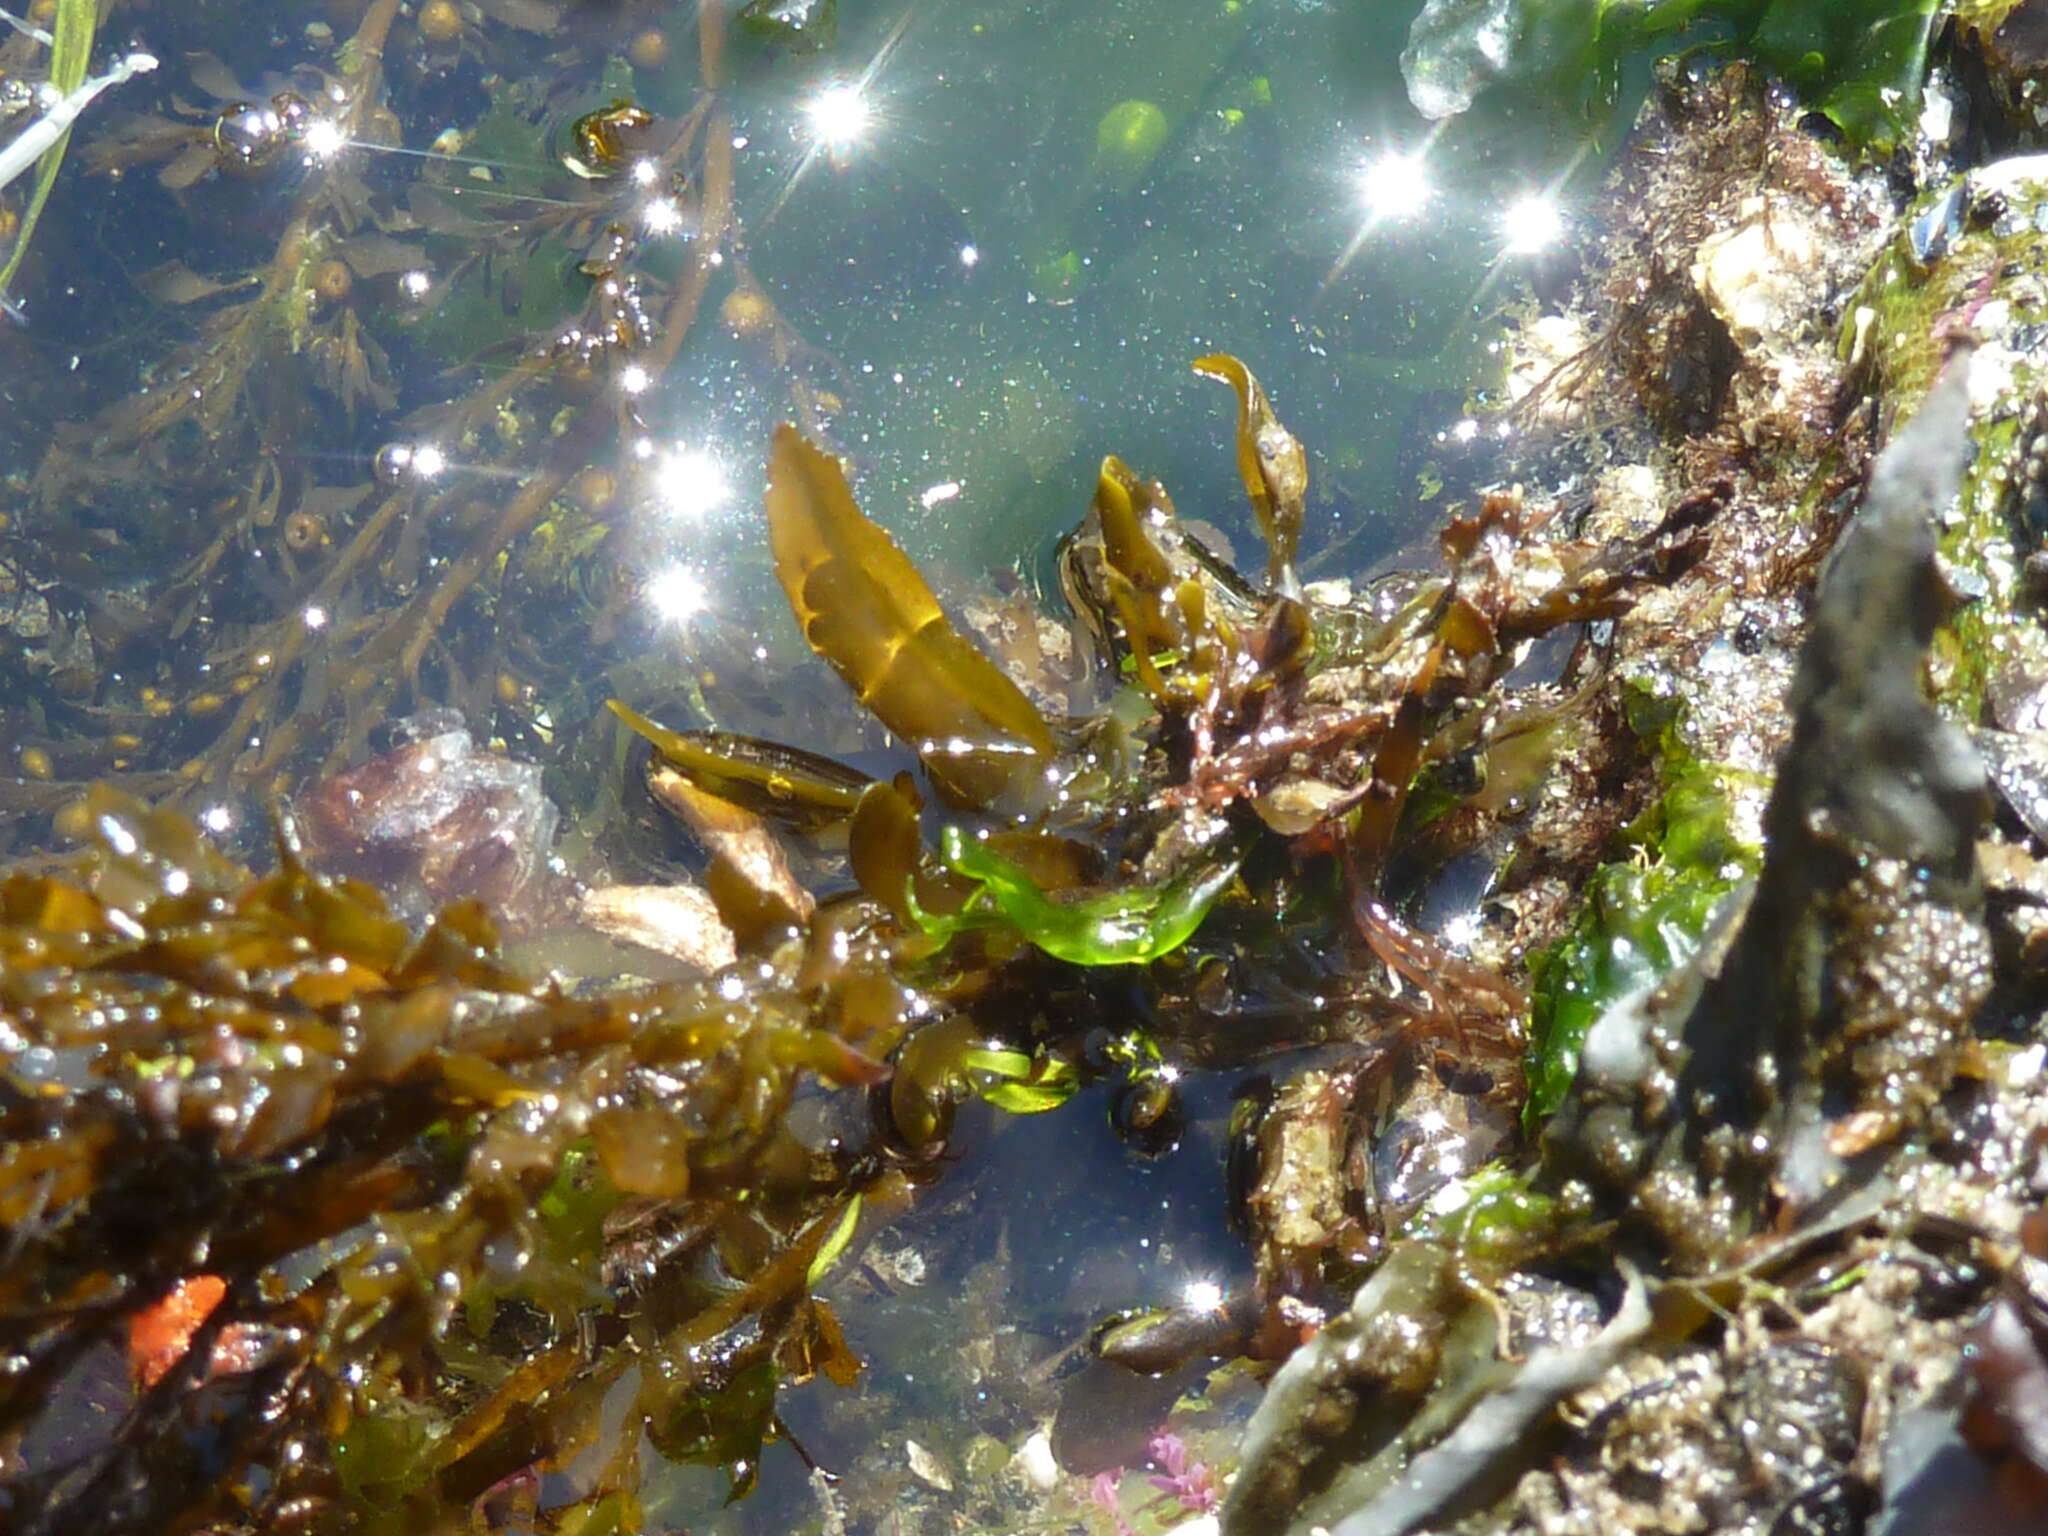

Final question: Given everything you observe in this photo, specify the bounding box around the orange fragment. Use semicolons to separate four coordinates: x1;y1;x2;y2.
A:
128;1274;227;1390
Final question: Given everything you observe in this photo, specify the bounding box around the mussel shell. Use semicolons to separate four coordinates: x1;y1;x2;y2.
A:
1090;1295;1251;1376
1909;176;1968;267
1109;1073;1184;1157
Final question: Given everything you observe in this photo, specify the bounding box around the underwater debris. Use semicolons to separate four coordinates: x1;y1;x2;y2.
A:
295;707;565;930
0;46;155;198
0;0;154;301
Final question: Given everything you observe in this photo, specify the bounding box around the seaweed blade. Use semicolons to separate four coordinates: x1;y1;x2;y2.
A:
765;422;1055;808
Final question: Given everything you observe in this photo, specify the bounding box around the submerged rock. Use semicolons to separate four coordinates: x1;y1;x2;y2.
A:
295;708;567;930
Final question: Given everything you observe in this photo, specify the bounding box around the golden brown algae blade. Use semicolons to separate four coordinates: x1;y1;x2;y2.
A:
764;422;1055;808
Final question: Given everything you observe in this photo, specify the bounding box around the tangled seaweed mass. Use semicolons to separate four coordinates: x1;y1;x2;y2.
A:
17;0;2048;1534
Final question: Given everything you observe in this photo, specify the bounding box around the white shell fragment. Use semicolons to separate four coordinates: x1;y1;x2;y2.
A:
905;1438;954;1492
576;883;737;972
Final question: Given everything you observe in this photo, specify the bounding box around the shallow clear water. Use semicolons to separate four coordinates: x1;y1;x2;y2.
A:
1;0;1590;666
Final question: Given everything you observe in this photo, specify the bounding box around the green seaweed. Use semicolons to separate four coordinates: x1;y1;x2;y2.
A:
1404;0;1941;150
1399;1163;1562;1271
958;1045;1082;1115
736;0;837;54
1837;172;2048;721
648;1357;780;1499
912;823;1242;967
1522;684;1760;1126
806;1193;864;1285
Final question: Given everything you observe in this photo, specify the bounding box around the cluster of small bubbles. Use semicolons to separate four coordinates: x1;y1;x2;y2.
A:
372;441;448;486
578;221;635;277
549;282;656;371
0;76;37;118
549;219;660;373
559;100;655;180
212;91;316;176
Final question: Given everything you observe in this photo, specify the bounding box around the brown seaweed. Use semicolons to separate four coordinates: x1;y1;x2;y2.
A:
765;422;1057;809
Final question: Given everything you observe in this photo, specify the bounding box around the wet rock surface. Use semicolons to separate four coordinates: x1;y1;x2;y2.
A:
1225;58;2048;1536
1549;358;1993;1268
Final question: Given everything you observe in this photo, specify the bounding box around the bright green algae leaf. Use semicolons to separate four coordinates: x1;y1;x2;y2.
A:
805;1194;863;1286
1522;688;1761;1126
1524;850;1741;1124
958;1045;1082;1114
1400;1163;1561;1271
1748;0;1941;148
913;823;1241;966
